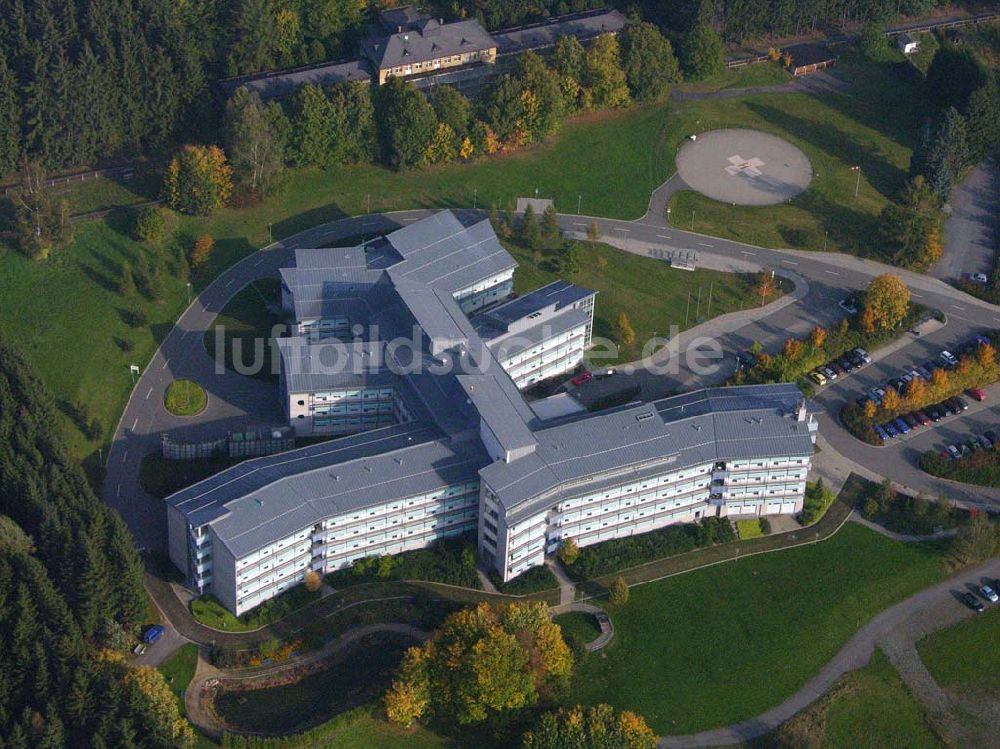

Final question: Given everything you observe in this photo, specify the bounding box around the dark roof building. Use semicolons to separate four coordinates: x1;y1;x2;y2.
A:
784;43;837;76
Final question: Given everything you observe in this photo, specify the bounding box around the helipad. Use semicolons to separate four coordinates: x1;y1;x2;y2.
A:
676;129;813;206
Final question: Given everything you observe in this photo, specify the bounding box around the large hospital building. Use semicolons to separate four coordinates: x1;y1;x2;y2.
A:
166;211;818;615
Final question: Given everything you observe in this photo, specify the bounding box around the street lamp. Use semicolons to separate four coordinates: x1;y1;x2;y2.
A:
851;165;861;198
473;188;478;209
577;194;582;215
691;209;695;231
186;282;191;304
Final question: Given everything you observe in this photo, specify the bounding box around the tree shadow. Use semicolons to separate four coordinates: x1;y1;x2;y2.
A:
271;201;350;239
746;101;906;201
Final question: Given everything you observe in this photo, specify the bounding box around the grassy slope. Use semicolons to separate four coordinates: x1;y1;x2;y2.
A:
504;237;783;363
554;611;602;643
916;605;1000;689
567;523;950;735
762;648;943;748
668;52;923;256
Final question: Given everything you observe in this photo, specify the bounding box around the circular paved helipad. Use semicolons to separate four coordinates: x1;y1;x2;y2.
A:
676;129;812;206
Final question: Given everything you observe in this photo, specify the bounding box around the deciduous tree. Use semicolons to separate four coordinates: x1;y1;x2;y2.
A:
523;704;657;749
621;22;681;101
558;538;579;566
190;234;214;269
376;77;437;170
224;87;286;198
861;275;909;333
584;34;630;110
616;313;636;347
609;575;629;606
163;145;233;215
682;24;725;80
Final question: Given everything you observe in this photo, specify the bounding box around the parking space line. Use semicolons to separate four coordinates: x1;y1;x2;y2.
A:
741;250;756;256
657;234;672;239
781;259;798;265
824;270;840;276
698;242;713;247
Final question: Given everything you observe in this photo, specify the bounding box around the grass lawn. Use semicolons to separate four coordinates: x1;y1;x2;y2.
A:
554;611;602;643
309;712;446;749
158;643;199;710
916;605;1000;690
504;237;784;364
190;586;323;632
213;631;416;735
676;61;791;93
52;169;161;216
758;648;943;748
164;379;208;416
736;518;763;539
667;51;923;257
567;523;952;735
139;452;245;499
203;277;283;382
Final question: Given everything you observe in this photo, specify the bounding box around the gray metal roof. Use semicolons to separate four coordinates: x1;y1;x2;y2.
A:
218;62;371;101
458;375;538;457
168;423;487;559
362;18;498;70
385;214;516;295
277;337;394;393
167;422;443;526
482;385;814;524
474;280;594;341
494;9;628;55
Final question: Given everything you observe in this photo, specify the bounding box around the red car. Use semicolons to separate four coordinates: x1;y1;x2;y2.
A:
914;410;931;426
967;388;986;402
571;372;593;386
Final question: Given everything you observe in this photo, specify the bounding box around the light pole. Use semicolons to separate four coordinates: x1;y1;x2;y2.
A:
666;206;671;225
691;210;695;231
267;223;272;243
366;193;371;213
577;194;582;215
851;165;861;198
473;188;478;209
186;282;191;304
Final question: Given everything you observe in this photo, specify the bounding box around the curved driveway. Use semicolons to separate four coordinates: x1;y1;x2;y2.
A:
104;183;1000;553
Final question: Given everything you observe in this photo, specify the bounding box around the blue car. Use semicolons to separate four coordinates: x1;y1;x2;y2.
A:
883;422;899;438
894;417;910;435
874;424;889;441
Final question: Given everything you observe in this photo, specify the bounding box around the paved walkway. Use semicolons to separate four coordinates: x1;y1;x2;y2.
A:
186;623;429;739
546;557;577;610
658;555;1000;748
562;602;615;652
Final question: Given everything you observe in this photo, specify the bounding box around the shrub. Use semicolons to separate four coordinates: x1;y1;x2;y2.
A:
558;537;580;566
608;575;629;606
190;234;214;269
303;569;321;592
325;535;479;589
758;517;772;535
490;564;559;594
131;206;166;243
801;479;835;525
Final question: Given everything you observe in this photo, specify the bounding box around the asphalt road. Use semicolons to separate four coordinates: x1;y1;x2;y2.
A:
935;161;997;284
103;188;1000;554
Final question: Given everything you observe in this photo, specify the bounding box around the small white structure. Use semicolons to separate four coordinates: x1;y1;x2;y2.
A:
897;33;920;55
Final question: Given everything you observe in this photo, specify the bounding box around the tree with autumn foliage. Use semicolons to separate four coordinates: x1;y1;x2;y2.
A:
616;312;636;348
752;270;775;301
190;234;215;269
163;144;233;215
860;275;909;333
810;326;827;348
558;538;580;566
522;704;657;749
385;601;573;727
783;338;804;360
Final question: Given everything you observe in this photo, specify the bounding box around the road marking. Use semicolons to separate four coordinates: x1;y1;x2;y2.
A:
161;360;169;370
253;258;264;267
781;259;798;265
698;242;713;247
573;222;587;227
225;279;234;288
910;292;923;298
951;304;966;311
122;449;128;463
616;228;630;234
132;417;138;430
657;234;672;240
740;250;756;256
402;217;417;222
145;387;153;400
116;483;121;498
824;270;840;276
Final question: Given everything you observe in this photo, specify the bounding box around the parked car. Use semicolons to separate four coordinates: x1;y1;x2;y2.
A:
143;625;165;645
821;365;838;380
984;429;998;447
874;424;889;441
962;592;986;612
953;397;970;412
981;584;999;603
735;351;757;371
914;410;931;426
939;350;959;368
946;444;962;460
888;377;904;394
839;357;857;372
967;388;986;402
965;438;980;453
838;297;859;315
937;401;955;417
926;405;943;422
594;368;617;379
571;371;593;386
977;434;993;450
830;362;847;377
810;370;828;386
901;372;914;386
915;366;932;381
894;417;911;435
971;272;989;283
901;413;919;429
883;422;899;438
853;347;872;364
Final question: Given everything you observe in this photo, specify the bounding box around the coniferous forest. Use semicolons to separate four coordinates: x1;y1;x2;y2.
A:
0;334;191;748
